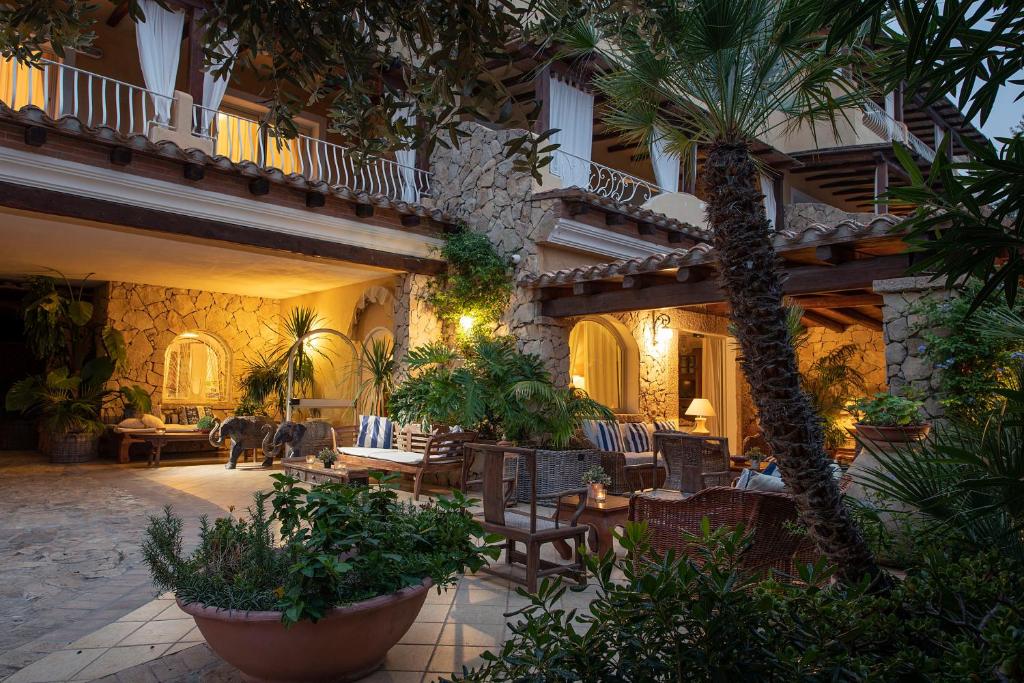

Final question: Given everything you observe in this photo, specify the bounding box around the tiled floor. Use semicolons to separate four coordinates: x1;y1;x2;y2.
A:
0;453;606;682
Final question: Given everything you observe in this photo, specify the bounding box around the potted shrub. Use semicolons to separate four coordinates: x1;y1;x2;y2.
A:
316;446;337;469
850;392;930;446
142;475;497;682
5;275;151;462
582;466;611;502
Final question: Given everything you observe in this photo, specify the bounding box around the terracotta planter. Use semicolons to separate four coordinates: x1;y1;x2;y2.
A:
179;578;431;682
853;423;931;447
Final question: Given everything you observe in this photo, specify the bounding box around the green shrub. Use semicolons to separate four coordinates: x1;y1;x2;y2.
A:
450;523;1024;682
142;475;498;626
849;391;925;426
425;230;513;332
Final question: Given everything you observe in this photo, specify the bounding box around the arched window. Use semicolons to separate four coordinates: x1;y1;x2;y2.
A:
163;332;229;403
569;319;628;412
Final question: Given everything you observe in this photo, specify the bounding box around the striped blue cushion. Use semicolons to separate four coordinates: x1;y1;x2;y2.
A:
622;422;651;453
356;415;394;448
653;419;678;432
583;420;624;451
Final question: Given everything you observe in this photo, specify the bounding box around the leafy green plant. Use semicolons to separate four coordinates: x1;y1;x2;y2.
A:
452;522;1024;682
425;230;513;333
914;283;1024;420
356;337;395;416
5;275;151;437
316;447;336;468
581;466;610;486
850;392;925;427
196;415;216;430
143;476;498;626
389;336;612;447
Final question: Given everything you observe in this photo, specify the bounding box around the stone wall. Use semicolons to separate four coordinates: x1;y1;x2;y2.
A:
875;276;953;420
430;123;571;380
392;273;445;375
98;282;281;417
797;324;887;393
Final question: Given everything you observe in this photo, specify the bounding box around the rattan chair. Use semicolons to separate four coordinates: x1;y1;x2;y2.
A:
628;486;818;576
469;443;588;593
651;432;734;495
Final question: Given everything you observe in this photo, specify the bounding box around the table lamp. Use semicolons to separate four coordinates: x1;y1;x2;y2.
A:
685;398;715;435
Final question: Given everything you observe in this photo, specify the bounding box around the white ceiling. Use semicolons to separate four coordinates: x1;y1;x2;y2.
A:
0;208;396;299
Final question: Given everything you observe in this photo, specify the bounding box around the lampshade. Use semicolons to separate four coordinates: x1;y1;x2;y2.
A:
685;398;715;418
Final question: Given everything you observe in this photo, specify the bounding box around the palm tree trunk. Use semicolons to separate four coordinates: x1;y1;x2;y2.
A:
703;140;884;586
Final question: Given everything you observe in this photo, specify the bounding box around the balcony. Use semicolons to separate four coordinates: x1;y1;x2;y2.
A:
862;99;936;162
1;57;432;205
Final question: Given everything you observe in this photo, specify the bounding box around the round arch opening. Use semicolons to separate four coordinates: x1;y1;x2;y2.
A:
568;316;639;414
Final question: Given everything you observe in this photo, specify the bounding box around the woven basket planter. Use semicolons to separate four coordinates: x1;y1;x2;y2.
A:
514;448;605;503
45;432;99;463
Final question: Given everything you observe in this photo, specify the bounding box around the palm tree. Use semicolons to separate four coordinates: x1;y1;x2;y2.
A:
538;0;883;583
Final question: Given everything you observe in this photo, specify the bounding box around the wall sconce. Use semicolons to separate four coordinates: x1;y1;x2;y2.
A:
652;312;673;347
459;315;475;332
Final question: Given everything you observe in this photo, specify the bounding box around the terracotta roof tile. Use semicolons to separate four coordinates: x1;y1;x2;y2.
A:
0;103;452;223
520;214;905;287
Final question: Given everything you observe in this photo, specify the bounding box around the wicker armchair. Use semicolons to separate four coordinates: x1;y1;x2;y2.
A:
654;432;734;494
628;486;818;576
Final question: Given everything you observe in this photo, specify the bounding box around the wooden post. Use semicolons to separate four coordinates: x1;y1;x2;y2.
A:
533;66;551;134
874;157;889;215
186;9;205;109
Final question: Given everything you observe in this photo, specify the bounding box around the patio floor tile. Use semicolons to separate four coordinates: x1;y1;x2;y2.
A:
398;622;443;645
116;601;174;624
445;604;509;625
67;622;143;649
438;622;505;647
415;604;452;623
151;604;189;621
72;645;171;681
427;645;490;675
3;648;105;683
118;620;195;647
381;645;434;672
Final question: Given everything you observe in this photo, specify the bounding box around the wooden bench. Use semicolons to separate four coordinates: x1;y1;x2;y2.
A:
332;425;477;500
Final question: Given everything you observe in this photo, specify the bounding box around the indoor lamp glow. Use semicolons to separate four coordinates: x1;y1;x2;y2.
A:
685;398;715;435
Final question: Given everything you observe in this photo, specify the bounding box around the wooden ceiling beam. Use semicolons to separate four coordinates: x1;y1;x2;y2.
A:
788;293;883;308
802;310;848;333
832;308;884;330
540;254;912;317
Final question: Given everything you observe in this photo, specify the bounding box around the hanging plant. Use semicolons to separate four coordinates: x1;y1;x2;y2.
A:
425;229;513;334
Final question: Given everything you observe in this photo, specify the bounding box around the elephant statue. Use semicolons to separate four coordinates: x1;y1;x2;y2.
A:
269;419;335;460
209;416;280;469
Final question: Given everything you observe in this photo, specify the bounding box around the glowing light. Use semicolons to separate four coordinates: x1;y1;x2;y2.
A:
179;332;199;339
571;374;586;391
655;326;673;346
459;315;475;332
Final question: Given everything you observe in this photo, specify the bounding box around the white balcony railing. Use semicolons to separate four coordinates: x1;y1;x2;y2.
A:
1;57;173;137
550;149;663;205
862;99;935;162
192;105;431;203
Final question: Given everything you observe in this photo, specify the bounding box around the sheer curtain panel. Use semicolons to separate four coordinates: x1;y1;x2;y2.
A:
135;0;185;124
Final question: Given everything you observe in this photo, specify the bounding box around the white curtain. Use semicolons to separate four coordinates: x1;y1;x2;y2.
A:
549;77;594;189
700;336;739;449
393;107;418;203
760;174;777;230
569;321;622;411
135;0;185;125
201;35;238;135
650;128;680;192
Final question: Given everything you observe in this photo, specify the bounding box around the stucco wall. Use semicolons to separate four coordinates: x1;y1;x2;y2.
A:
98;281;281;418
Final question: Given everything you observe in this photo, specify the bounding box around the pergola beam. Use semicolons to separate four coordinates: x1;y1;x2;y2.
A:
539;254;912;317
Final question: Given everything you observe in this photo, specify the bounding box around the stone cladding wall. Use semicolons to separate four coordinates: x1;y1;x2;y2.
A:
430;123;570;380
97;281;280;416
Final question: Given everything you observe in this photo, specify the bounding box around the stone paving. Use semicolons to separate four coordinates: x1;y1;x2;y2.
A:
0;452;599;682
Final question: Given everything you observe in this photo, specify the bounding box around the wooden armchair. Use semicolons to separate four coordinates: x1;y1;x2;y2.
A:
628;486;818;576
469;443;589;593
653;432;734;495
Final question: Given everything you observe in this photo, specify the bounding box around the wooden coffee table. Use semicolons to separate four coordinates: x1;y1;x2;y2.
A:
281;459;370;486
556;494;631;557
115;430;214;466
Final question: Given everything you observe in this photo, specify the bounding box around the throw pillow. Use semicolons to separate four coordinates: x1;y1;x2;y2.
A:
140;414;166;429
357;415;394;449
117;418;146;430
653;419;679;432
743;471;788;493
621;422;652;453
583;420;625;452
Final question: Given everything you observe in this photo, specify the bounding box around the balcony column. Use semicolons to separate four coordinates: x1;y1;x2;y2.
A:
874;156;889;215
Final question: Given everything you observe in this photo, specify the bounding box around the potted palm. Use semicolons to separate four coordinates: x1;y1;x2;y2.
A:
850;392;930;447
5;275;151;462
143;476;495;682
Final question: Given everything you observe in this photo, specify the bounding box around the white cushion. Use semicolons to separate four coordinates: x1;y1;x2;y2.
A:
117;418;146;429
623;451;661;467
338;447;425;464
141;414;166;429
742;471;787;493
165;424;198;433
115;427;156;434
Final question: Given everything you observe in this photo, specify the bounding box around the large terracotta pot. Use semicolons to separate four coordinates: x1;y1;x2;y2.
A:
179;578;431;682
853;423;931;447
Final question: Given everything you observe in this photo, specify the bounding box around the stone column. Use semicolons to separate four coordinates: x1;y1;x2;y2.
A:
429;123;571;381
874;276;955;420
392;273;444;374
